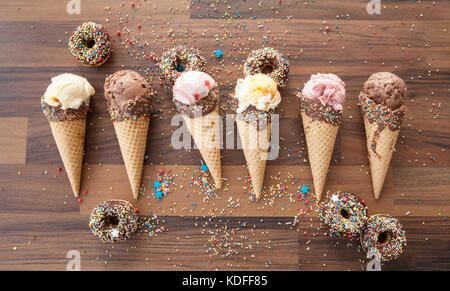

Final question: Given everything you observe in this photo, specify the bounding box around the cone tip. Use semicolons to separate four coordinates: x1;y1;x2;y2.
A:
254;187;262;199
315;191;323;202
132;188;140;200
373;189;381;200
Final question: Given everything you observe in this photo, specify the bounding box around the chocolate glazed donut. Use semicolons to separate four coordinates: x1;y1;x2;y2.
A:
89;200;139;243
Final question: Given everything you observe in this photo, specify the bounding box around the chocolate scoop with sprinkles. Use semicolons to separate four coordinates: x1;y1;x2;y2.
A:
358;72;407;199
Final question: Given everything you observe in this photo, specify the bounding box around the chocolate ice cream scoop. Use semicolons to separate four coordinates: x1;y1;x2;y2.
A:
104;70;150;109
104;70;153;121
363;72;406;110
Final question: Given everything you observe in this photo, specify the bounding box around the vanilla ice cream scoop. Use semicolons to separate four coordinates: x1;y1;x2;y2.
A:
234;73;281;114
43;73;95;110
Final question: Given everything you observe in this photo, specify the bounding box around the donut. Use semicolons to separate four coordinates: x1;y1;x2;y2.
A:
89;200;139;243
361;214;406;261
158;46;207;86
318;192;368;238
243;47;289;88
68;21;112;67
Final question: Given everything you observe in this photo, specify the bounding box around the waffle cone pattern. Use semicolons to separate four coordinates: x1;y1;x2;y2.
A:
363;117;400;199
301;112;338;202
113;117;150;199
236;118;271;199
183;109;222;189
49;119;86;197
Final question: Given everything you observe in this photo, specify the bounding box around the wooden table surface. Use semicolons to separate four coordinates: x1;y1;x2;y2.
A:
0;0;448;271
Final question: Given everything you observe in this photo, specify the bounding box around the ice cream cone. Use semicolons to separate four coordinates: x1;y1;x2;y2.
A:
183;108;222;189
363;117;399;199
236;118;271;198
49;119;86;197
113;117;150;199
301;112;338;201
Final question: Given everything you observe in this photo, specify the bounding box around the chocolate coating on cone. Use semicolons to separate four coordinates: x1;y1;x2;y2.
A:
41;97;89;122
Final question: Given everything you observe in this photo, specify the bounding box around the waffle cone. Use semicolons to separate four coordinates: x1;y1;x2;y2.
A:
49;119;86;197
183;109;222;189
236;118;271;199
113;117;150;199
301;112;338;201
363;117;400;199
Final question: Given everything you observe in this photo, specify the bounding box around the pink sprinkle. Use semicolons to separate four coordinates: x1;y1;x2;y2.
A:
342;197;348;202
57;167;62;172
325;25;330;31
116;31;121;36
78;198;83;203
83;190;88;195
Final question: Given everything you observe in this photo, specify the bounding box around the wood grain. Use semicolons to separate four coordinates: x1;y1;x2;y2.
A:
0;0;448;271
0;118;28;164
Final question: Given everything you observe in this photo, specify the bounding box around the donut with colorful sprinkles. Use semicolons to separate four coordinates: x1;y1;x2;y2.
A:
158;46;207;86
361;214;407;261
89;200;139;243
68;21;112;67
318;192;368;238
243;47;289;88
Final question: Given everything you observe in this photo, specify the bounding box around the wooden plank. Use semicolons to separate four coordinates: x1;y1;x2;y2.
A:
0;118;28;164
0;214;447;270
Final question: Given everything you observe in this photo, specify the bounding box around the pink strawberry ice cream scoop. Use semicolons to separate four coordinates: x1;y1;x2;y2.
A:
173;71;216;105
302;73;346;111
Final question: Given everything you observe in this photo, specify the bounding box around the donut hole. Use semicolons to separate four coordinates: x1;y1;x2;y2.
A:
105;215;119;228
84;39;96;49
340;209;350;219
377;231;391;245
174;57;187;72
261;64;275;74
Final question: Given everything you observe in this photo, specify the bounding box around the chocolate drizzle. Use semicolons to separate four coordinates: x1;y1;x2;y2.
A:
297;93;342;126
108;93;154;122
41;98;89;122
359;92;405;131
359;92;405;154
174;87;219;118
